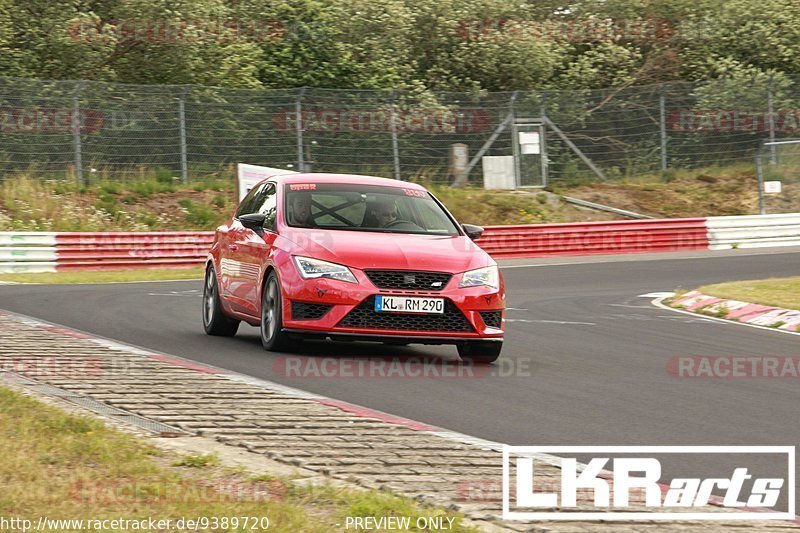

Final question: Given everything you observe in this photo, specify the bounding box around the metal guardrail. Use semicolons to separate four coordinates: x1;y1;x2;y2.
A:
0;231;213;273
706;214;800;250
1;214;798;273
478;219;709;258
0;232;58;273
561;196;654;220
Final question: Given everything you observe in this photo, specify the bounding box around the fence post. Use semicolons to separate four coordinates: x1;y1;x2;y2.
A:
767;74;777;164
459;91;519;186
756;145;766;215
540;90;548;185
659;83;668;171
540;89;609;181
390;91;401;180
179;85;189;184
296;87;306;172
72;80;86;185
540;90;547;122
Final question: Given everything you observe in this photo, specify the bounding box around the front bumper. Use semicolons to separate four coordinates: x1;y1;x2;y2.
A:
282;329;504;345
280;266;505;340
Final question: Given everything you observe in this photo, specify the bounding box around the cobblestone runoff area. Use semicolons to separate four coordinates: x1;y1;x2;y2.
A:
0;309;797;532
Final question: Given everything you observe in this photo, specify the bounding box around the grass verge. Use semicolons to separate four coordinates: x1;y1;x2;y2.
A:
696;276;800;311
0;267;204;284
0;174;233;231
0;385;477;532
0;161;777;232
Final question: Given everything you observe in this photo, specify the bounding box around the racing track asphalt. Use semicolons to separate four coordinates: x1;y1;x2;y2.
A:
2;248;799;513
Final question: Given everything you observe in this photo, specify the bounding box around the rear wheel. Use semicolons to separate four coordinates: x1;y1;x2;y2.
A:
457;341;502;364
203;265;240;336
261;271;292;352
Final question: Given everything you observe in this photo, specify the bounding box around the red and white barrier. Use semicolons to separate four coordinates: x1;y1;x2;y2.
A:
479;218;709;258
0;232;59;273
0;213;798;273
0;231;213;273
706;213;800;250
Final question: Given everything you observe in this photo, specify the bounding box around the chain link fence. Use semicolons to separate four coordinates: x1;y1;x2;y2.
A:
756;140;800;214
2;76;800;185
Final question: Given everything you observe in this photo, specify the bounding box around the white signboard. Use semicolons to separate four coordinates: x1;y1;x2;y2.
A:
764;181;782;194
236;164;297;202
482;155;516;190
521;143;541;155
518;132;541;155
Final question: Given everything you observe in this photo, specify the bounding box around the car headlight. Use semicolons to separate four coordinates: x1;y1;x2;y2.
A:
293;256;357;283
459;265;499;289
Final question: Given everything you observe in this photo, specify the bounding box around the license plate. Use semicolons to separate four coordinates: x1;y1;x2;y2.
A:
374;295;444;314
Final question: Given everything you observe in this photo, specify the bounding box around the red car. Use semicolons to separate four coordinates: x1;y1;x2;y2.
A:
203;173;505;363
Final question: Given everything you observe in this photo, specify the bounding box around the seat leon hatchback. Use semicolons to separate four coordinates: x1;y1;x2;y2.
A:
203;173;505;363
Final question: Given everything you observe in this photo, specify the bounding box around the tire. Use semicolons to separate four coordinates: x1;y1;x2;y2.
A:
203;265;240;336
260;270;292;352
457;341;502;364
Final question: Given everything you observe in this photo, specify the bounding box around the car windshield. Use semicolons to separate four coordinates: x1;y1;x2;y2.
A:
284;183;460;236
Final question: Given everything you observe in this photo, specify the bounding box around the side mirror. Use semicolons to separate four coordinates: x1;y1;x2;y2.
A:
462;224;484;240
239;213;267;233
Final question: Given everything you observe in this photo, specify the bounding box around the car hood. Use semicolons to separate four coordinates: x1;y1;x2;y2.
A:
283;229;491;273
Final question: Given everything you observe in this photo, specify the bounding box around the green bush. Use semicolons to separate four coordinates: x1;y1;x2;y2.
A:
179;199;217;227
99;182;121;195
154;167;177;184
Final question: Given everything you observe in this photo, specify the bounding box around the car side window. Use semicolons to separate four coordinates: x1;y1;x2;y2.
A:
256;183;278;232
235;183;265;218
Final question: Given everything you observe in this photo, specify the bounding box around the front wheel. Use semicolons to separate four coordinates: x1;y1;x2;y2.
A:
457;341;502;364
203;265;240;336
260;271;292;352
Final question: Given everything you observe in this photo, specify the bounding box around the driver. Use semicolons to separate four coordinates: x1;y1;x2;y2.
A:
371;199;398;228
288;193;315;227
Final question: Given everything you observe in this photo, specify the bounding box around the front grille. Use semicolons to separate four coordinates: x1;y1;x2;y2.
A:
338;296;474;332
365;270;452;291
479;310;503;329
291;301;332;320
